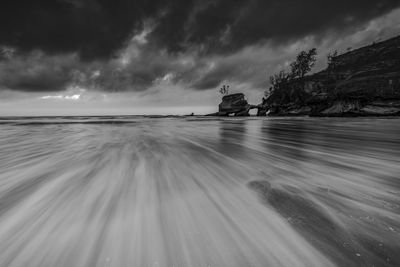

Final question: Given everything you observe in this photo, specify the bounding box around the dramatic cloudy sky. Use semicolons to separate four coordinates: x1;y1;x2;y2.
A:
1;0;400;115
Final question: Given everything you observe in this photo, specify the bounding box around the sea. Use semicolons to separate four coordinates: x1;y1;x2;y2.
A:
0;116;399;267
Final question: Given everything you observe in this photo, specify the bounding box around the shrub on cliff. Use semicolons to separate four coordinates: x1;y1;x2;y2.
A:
327;50;338;69
269;70;290;89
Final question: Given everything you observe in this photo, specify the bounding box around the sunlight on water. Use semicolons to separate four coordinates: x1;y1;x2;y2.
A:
0;117;399;267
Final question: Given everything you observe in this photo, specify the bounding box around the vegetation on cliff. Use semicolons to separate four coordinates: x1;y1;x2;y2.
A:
265;48;317;103
263;35;400;116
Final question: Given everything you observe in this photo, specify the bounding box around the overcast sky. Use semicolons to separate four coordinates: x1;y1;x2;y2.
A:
1;0;400;115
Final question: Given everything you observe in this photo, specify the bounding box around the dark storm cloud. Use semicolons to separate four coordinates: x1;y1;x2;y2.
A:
1;0;399;58
0;52;79;92
0;0;400;92
144;0;400;53
0;0;157;60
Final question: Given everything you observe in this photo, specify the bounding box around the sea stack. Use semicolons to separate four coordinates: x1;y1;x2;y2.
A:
218;93;252;116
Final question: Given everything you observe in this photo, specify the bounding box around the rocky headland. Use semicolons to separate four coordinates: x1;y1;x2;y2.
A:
212;35;400;117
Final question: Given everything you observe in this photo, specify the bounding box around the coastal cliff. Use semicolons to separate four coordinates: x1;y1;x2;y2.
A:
264;35;400;116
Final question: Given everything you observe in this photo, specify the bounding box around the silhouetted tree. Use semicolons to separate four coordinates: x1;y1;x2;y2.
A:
267;48;318;96
289;48;317;78
219;84;230;96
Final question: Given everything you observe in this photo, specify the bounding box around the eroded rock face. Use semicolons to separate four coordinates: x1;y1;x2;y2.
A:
218;93;251;116
265;35;400;116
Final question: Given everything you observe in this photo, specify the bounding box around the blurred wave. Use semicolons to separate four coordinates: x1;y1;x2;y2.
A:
0;116;399;267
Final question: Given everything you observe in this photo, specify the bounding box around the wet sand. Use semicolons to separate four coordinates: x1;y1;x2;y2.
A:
0;116;399;266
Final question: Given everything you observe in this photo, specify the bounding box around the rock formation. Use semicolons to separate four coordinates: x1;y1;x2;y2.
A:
217;93;255;116
264;35;400;116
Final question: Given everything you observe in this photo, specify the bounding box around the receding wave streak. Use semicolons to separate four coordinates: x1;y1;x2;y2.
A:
0;117;399;267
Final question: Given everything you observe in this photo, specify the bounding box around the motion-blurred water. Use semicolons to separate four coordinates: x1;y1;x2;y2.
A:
0;116;399;267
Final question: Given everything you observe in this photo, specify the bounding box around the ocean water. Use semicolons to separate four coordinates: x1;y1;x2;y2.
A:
0;116;399;267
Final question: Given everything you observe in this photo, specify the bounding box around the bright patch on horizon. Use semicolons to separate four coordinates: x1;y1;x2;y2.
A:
65;94;81;100
40;85;87;100
40;84;85;101
41;94;81;100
